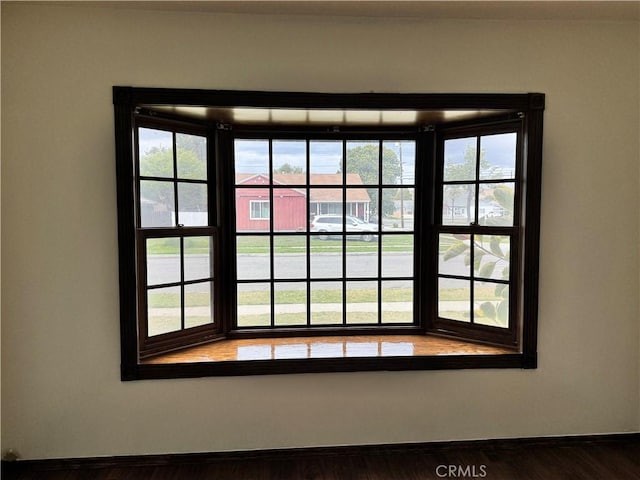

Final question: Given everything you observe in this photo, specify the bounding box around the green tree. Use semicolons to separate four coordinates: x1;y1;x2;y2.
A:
274;162;304;174
176;133;206;161
443;145;484;224
441;234;510;327
140;146;207;211
340;145;400;216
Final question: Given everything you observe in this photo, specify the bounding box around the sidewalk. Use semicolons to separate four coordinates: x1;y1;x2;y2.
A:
149;301;470;316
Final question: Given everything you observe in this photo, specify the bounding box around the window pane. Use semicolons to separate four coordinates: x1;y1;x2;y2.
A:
480;132;517;180
346;141;378;185
444;136;476;181
237;283;271;327
310;281;343;325
185;282;213;329
274;283;307;326
184;236;213;282
177;182;207;226
439;234;471;277
442;184;475;226
346;281;378;324
272;140;306;178
382;187;413;231
250;200;270;220
146;238;180;286
438;278;471;322
140;180;174;227
274;236;306;279
147;286;181;336
273;187;306;232
139;128;173;178
309;188;343;224
474;235;510;281
346;235;378;278
310;237;342;278
478;182;515;226
235;139;270;184
381;235;413;277
236;236;270;280
383;140;415;186
346;188;376;229
176;133;206;180
474;281;509;328
310;141;342;184
381;280;413;324
236;188;270;232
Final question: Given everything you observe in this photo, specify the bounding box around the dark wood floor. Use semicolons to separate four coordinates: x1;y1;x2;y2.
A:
4;436;639;479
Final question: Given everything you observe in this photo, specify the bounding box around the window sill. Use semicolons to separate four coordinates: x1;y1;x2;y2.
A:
127;334;531;380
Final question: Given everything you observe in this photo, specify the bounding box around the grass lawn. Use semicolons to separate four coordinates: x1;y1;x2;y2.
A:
148;285;502;308
146;231;508;256
236;235;414;254
237;310;412;327
146;234;416;255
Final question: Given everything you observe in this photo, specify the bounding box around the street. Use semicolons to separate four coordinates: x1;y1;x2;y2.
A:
146;250;484;288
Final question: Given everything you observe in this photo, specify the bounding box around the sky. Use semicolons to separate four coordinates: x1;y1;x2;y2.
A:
138;127;516;182
233;139;417;183
444;132;517;177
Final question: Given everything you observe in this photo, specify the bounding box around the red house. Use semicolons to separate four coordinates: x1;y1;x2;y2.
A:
236;173;370;232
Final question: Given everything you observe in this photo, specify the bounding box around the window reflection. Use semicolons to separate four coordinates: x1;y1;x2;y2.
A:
229;339;415;361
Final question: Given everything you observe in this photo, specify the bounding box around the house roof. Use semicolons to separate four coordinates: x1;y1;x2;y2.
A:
236;172;364;185
310;188;370;203
236;173;371;202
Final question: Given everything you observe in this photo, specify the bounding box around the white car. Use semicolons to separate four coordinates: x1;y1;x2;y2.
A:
310;215;378;242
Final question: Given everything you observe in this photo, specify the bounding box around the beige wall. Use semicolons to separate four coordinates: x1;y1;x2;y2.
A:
2;3;639;460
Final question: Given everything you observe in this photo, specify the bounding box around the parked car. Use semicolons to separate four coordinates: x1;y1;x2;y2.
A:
310;215;378;242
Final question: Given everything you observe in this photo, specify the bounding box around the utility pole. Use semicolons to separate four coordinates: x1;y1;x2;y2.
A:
395;142;404;229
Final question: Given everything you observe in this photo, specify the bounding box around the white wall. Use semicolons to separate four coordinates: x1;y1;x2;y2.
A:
2;3;639;460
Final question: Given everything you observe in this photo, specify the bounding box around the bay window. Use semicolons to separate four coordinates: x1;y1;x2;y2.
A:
114;87;544;379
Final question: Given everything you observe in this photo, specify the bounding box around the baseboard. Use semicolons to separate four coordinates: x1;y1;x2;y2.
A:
3;432;639;475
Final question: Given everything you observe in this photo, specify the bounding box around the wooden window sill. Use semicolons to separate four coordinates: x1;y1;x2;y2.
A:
130;334;528;379
142;334;514;364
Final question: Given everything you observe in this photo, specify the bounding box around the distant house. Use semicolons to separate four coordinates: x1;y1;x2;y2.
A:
140;196;172;227
236;173;371;231
442;186;513;223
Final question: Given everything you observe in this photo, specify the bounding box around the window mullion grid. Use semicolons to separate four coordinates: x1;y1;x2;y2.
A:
148;277;215;289
470;135;482;325
342;140;347;326
268;138;275;328
180;236;185;330
175;132;186;332
473;136;481;225
470;233;475;325
305;139;311;327
508;229;517;332
172;133;179;226
377;139;383;325
439;269;509;285
138;235;149;343
134;127;143;228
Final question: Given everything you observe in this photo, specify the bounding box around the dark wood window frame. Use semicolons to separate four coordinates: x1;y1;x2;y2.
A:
114;87;544;380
